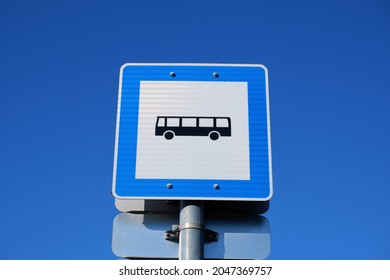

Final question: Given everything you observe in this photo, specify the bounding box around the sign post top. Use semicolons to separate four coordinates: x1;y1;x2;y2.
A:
112;63;272;201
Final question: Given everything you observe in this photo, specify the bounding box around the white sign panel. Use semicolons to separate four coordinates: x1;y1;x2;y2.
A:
136;81;250;180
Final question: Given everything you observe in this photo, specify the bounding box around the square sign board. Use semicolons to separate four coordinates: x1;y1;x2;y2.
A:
112;63;272;201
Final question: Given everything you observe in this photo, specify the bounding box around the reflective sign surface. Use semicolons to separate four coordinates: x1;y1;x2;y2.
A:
113;64;272;201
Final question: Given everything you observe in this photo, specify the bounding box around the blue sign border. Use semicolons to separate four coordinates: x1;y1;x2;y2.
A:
113;64;272;201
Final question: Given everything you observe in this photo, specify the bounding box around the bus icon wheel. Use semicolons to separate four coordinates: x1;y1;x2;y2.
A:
163;130;175;140
209;131;220;141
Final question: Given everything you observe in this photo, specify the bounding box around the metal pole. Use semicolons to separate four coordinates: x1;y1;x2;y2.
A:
179;200;204;260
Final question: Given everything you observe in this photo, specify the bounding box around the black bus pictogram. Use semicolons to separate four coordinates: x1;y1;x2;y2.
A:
155;116;232;140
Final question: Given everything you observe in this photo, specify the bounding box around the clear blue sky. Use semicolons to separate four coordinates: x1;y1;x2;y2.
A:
1;0;389;259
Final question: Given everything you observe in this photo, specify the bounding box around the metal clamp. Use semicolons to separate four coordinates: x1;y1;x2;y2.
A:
165;223;218;243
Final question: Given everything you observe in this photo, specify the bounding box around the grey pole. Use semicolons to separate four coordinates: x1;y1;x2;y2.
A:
179;200;204;260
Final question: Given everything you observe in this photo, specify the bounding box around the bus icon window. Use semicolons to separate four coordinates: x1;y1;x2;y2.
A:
155;116;232;140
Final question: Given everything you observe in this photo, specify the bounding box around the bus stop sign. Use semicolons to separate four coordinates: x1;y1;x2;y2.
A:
112;63;272;201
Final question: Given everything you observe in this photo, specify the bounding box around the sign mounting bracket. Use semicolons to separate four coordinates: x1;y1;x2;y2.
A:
164;224;218;243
